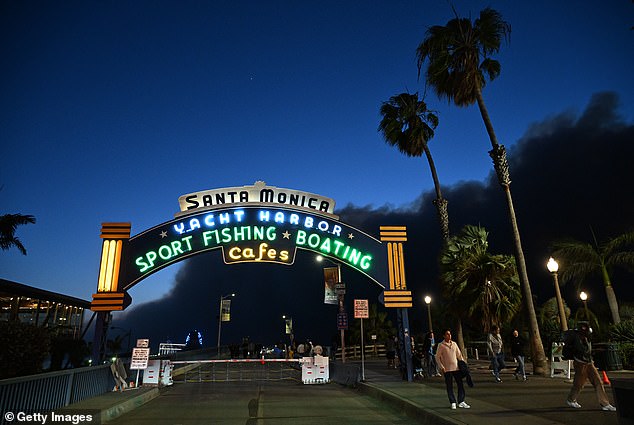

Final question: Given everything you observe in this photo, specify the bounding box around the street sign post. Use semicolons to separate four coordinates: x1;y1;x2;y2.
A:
354;299;369;381
130;346;150;387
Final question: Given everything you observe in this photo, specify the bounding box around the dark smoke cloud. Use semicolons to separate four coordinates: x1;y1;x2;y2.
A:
113;92;634;349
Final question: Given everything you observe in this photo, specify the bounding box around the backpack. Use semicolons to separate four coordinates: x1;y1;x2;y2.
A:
561;330;578;360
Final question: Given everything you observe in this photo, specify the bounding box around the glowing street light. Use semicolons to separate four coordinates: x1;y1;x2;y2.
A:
546;257;568;331
217;293;235;358
579;291;589;321
424;296;433;332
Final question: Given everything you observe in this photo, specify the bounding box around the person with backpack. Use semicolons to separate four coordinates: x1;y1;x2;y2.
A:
565;321;616;411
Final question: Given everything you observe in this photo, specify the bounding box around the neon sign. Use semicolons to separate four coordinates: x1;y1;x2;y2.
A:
121;206;388;291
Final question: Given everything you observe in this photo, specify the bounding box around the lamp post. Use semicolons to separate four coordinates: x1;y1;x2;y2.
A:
217;293;235;358
580;291;589;321
317;255;346;362
546;257;568;331
424;296;433;332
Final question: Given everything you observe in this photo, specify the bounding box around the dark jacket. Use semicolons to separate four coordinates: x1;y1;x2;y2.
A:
458;360;474;387
510;334;526;357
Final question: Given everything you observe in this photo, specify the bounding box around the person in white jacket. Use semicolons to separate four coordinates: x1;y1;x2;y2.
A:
436;329;470;410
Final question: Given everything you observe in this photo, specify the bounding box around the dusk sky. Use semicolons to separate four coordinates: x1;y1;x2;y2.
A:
2;1;633;346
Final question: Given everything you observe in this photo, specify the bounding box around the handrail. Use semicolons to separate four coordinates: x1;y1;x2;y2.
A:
0;364;113;415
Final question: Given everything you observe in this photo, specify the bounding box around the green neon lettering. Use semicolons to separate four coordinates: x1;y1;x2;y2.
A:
220;227;232;243
333;240;345;255
266;226;277;241
360;255;372;270
254;226;264;240
348;248;361;265
234;226;250;241
158;245;172;260
296;230;307;245
170;240;185;256
136;257;151;273
319;238;331;253
307;234;320;248
182;235;193;251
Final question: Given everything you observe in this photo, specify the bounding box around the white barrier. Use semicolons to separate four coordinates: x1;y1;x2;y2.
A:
550;342;571;379
301;355;329;384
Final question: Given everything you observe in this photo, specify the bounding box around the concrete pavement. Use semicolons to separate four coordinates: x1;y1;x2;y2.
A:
63;358;631;424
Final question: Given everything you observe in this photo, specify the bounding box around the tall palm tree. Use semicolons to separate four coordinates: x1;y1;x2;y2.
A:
416;7;548;374
552;230;634;325
378;92;449;239
440;225;521;333
0;213;36;255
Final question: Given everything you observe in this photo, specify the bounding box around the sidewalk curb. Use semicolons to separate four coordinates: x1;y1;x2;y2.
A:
100;388;160;423
357;381;462;425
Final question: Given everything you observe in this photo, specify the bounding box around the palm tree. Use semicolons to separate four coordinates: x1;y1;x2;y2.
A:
378;92;467;354
416;7;548;374
0;213;36;255
440;225;522;333
552;230;634;325
378;92;449;238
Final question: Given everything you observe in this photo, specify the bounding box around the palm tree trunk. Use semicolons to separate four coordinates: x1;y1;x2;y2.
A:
604;283;621;324
423;146;450;239
455;318;467;359
475;89;548;375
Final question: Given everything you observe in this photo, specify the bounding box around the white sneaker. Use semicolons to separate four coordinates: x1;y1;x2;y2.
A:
602;404;616;411
566;400;582;409
458;402;471;409
450;403;457;410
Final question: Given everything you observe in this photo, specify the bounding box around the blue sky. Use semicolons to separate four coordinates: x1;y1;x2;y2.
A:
2;0;633;311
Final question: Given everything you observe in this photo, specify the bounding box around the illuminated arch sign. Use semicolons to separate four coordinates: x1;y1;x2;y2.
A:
121;205;388;291
91;182;412;311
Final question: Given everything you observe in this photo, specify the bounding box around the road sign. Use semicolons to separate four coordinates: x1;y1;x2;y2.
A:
130;347;150;370
354;299;369;319
136;338;150;348
337;312;348;330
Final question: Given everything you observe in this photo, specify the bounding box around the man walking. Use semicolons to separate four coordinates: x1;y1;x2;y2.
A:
436;329;470;410
511;329;527;381
566;322;616;411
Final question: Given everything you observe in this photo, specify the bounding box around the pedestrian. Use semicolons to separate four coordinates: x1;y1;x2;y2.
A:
565;322;617;411
422;331;440;377
436;329;470;410
510;329;527;381
487;325;505;382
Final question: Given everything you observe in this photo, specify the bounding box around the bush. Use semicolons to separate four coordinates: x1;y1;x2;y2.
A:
0;321;51;379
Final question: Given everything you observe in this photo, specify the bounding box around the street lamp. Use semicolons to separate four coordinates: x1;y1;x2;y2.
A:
546;257;568;331
317;255;346;362
579;291;589;321
424;296;433;332
217;293;235;358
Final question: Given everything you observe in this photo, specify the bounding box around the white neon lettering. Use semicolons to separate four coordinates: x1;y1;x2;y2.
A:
173;223;185;234
204;214;215;226
259;210;270;221
219;213;230;224
290;214;299;225
274;212;285;223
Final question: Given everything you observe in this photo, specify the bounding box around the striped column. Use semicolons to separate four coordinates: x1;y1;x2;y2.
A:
380;226;412;308
91;223;132;311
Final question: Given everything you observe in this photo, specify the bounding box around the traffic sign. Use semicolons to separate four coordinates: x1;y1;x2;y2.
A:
337;312;348;330
354;299;369;319
130;347;150;370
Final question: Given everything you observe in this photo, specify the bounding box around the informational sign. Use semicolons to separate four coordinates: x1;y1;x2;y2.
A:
130;347;151;370
323;267;339;305
337;312;348;330
136;339;150;348
354;299;369;319
335;282;346;295
285;318;293;335
220;299;231;322
177;181;337;216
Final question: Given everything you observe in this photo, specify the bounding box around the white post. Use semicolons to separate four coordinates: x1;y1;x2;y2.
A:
361;317;365;381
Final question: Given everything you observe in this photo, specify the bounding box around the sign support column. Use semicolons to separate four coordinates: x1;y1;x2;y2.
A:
380;226;413;382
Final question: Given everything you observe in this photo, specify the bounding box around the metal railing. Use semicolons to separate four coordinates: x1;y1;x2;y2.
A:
172;359;301;383
0;364;113;417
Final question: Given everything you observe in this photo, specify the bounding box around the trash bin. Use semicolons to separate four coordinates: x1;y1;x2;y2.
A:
594;343;623;371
